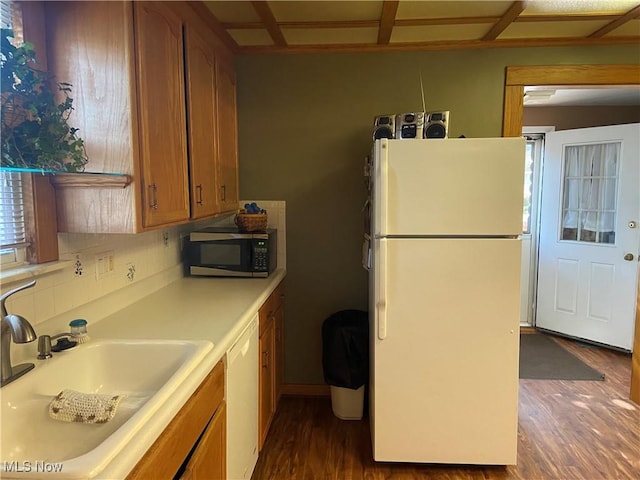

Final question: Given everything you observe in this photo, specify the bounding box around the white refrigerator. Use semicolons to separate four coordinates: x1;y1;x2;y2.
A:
369;138;525;465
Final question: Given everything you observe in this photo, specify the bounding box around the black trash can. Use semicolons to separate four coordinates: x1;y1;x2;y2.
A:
322;310;369;420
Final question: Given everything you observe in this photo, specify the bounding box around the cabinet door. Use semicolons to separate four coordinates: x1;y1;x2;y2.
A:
134;2;190;228
259;321;275;451
184;22;220;219
182;403;227;480
128;362;224;479
215;59;239;213
274;299;285;406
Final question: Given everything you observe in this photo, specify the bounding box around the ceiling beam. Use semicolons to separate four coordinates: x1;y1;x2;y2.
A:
378;0;399;45
186;1;239;53
250;1;287;47
220;12;624;31
589;4;640;38
482;1;528;41
238;35;640;55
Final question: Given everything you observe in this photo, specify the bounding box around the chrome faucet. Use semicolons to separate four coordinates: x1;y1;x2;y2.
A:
1;280;37;387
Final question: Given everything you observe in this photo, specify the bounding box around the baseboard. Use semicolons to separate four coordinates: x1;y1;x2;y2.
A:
281;383;331;397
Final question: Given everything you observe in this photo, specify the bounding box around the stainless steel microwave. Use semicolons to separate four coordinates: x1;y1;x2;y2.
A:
184;227;277;277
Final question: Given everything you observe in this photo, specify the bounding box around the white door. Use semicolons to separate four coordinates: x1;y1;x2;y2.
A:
520;134;545;325
536;124;640;350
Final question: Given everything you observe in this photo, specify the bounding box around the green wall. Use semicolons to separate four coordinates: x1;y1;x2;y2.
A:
236;44;640;385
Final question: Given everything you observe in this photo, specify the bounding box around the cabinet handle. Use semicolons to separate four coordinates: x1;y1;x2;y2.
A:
196;184;203;205
221;184;226;202
149;183;158;210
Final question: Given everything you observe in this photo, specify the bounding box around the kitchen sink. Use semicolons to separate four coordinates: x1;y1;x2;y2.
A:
1;339;213;479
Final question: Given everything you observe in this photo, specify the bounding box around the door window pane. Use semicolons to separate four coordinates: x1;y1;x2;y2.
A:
560;142;620;244
523;140;534;233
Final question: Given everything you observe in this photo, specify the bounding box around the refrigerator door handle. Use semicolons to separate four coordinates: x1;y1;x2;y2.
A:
377;238;388;340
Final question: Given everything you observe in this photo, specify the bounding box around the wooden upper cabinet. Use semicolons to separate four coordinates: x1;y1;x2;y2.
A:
134;2;190;228
184;23;220;219
45;1;238;233
215;59;239;213
44;1;141;233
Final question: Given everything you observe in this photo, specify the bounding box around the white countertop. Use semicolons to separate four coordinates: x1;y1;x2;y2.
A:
91;268;286;479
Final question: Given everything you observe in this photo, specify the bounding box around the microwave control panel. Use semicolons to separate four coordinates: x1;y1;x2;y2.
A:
253;240;269;271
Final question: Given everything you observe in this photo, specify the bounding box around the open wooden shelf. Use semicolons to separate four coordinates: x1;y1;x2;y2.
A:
48;172;133;189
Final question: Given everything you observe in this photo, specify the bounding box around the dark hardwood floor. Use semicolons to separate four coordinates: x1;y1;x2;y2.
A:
252;334;640;480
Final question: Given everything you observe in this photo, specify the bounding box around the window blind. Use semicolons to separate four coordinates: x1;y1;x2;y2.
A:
0;0;12;26
0;171;27;249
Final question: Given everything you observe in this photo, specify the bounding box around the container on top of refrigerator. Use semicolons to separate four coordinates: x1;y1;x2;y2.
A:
395;112;425;139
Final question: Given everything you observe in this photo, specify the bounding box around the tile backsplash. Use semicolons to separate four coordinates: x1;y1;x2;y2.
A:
2;228;184;329
1;201;286;336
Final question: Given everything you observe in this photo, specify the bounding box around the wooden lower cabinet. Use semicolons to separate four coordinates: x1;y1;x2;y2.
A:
274;296;285;405
181;403;226;480
258;281;285;451
126;361;225;480
259;319;276;450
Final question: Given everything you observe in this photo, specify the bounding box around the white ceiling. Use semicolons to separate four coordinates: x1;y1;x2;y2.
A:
523;87;640;106
203;0;640;54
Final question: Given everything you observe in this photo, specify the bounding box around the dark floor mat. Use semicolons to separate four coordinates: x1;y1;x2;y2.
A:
519;334;605;381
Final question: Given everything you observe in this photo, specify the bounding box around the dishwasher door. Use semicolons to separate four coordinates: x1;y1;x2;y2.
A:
227;315;259;479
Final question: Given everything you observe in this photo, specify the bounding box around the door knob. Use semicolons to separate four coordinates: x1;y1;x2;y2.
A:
623;253;635;261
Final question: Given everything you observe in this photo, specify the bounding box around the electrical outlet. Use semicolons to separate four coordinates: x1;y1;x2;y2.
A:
95;251;115;279
162;230;169;247
126;263;136;282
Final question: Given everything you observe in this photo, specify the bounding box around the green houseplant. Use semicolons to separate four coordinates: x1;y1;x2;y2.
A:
1;28;87;172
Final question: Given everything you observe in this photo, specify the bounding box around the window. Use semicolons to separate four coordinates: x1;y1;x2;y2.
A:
560;142;620;244
1;0;28;267
523;134;543;234
1;1;60;268
0;170;27;265
0;0;10;27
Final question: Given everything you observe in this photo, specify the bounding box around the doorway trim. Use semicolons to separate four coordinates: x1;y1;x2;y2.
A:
501;63;640;403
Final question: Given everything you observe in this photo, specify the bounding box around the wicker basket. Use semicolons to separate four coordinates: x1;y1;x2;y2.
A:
234;212;268;232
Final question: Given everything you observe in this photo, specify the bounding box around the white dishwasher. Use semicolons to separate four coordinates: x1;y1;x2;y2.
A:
226;314;259;480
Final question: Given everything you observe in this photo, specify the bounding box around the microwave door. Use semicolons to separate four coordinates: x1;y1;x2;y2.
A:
185;229;275;277
195;239;252;275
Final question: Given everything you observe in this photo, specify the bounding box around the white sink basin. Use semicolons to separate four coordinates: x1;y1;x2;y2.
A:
1;339;213;479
